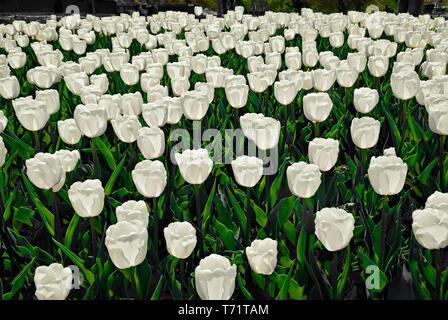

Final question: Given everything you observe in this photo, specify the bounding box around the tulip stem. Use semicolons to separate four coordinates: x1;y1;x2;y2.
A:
331;251;338;300
345;87;349;121
246;187;251;244
265;275;270;299
153;197;158;254
50;191;61;242
314;122;320;137
399;99;409;156
379;196;388;270
434;249;442;300
258;92;262;113
33;131;40;153
91;138;99;179
440;135;446;192
132;266;143;300
89;217;98;257
194;184;202;231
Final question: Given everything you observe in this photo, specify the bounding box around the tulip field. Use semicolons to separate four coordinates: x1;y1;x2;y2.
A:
2;6;448;301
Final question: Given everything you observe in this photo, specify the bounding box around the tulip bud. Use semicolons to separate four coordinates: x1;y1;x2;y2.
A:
195;254;237;300
164;221;197;259
225;84;248;109
132;160;167;198
315;207;355;251
329;32;344;48
429;103;448;135
287;161;321;198
111;114;142;143
116;200;149;226
302;49;319;68
35;89;60;115
308;138;339;172
368;148;408;195
247;72;270;93
137;126;165;160
312;69;336;92
353;87;379;113
105;221;148;269
367;55;389;77
240;113;280;150
303;92;333;123
412;208;448;250
68;179;104;217
26;153;63;190
245;238;277;275
0;76;20;99
121;92;143;116
54;149;80;172
181;91;209;120
336;62;359;88
350;117;381;149
175;149;213;185
274;79;298;105
120;63;139;86
34;263;72;300
231;156;263;188
14;98;49;131
347;52;367;73
391;70;420;100
74;103;108;138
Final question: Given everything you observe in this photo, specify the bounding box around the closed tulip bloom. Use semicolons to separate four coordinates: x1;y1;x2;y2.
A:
0;137;7;167
226;84;248;109
57;119;82;145
312;69;336;92
247;56;263;73
111;114;142;143
368;148;407;195
303;92;333;123
0;76;20;99
105;221;148;269
161;97;183;124
7;52;26;69
329;32;344;48
302;49;319;68
231;156;263;188
181;91;209;120
137;126;165;160
421;61;446;79
175;149;213;185
347;52;367;73
68;179;104;217
64;72;88;96
74;103;107;138
195;254;237;300
274;80;298;105
34;263;72;300
28;66;60;89
265;52;282;70
120;63;139;86
285;51;301;70
164;221;197;259
141;102;167;128
308;138;339;172
14;99;49;131
354;88;379;113
412;208;448;250
116;200;149;226
35;89;60;115
26;153;63;190
54;149;80;172
172;78;190;97
121;92;143;116
350;117;380;149
0;111;8;133
391;71;420;100
287;161;321;198
336;62;359;88
367;55;389;78
429;104;448;135
269;36;285;53
315;207;355;251
247;72;270;93
405;31;421;48
195;82;214;104
246;238;277;275
426;191;448;212
240;113;281;150
132;160;167;198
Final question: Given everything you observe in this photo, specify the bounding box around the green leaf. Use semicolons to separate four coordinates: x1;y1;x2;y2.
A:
64;214;80;249
104;154;126;196
3;258;35;300
94;136;116;170
52;238;95;285
213;217;235;250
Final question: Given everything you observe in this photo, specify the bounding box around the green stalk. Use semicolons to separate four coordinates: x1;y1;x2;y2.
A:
89;217;97;257
314;122;320;137
194;184;201;230
440;135;446;192
399;99;409;156
379;195;388;270
50;191;61;242
91;138;99;179
435;249;442;300
153;197;158;254
33;131;40;153
132;265;143;300
331;251;338;300
265;275;270;300
246;187;251;245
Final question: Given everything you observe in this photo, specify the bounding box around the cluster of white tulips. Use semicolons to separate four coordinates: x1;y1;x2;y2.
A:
2;4;448;300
